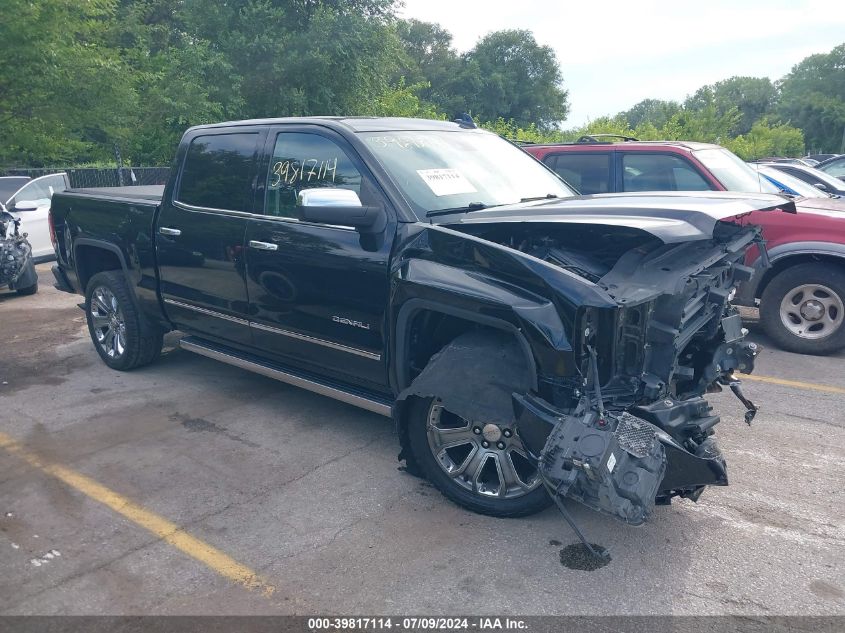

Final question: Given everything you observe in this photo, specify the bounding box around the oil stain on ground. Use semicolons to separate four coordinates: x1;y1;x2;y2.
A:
559;543;611;571
171;412;261;448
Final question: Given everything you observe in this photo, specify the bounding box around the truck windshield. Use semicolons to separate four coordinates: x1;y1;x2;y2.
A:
358;130;574;219
694;148;780;194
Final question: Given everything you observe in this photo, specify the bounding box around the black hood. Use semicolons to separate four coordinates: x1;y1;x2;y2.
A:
436;191;796;243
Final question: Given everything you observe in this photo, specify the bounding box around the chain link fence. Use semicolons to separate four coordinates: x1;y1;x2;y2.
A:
0;167;170;188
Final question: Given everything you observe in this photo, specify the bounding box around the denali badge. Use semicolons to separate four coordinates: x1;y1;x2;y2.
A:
332;315;371;330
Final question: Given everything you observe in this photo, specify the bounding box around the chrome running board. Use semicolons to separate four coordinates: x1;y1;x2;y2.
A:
179;336;392;417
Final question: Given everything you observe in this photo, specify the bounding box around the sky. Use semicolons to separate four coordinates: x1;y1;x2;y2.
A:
398;0;845;128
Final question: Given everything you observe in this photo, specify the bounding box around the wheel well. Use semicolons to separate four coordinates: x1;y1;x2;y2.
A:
400;308;536;390
756;254;845;299
405;311;477;383
396;313;494;477
396;315;535;476
75;245;123;291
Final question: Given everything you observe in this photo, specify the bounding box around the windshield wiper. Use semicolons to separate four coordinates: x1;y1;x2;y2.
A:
520;194;560;202
426;202;494;217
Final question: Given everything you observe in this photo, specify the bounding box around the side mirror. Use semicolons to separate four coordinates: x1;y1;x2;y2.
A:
298;188;362;208
13;200;39;211
813;183;829;192
297;188;386;232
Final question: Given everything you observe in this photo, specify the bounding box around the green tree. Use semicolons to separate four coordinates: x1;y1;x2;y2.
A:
365;80;446;119
394;19;462;111
671;95;741;143
683;77;776;136
778;43;845;153
480;118;565;144
112;0;404;163
459;30;569;131
106;0;243;164
710;76;777;135
724;118;805;160
621;99;681;129
0;0;134;166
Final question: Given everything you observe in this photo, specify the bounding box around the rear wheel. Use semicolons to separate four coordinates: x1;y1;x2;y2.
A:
85;271;164;370
760;263;845;355
407;396;551;518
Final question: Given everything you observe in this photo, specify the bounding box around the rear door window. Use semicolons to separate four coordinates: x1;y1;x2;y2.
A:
177;132;260;212
622;153;711;191
546;152;611;194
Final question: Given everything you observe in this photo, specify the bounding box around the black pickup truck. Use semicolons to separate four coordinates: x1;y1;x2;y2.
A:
50;117;794;527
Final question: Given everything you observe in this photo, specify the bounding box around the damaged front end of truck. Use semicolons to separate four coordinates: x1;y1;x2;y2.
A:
0;209;37;292
395;193;795;528
512;220;765;526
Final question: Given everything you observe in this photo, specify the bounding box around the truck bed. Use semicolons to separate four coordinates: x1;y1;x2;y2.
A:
64;185;164;203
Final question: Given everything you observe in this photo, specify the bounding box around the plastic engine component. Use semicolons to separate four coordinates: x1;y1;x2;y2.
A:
539;409;667;526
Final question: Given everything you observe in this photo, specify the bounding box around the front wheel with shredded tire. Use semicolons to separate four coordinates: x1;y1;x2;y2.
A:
402;331;551;518
406;397;551;517
85;270;164;370
760;263;845;355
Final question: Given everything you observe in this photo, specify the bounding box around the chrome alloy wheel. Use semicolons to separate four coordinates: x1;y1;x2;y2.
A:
779;283;843;340
89;286;127;359
426;401;542;499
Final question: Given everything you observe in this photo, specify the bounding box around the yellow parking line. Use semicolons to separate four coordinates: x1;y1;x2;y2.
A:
741;374;845;395
0;431;275;597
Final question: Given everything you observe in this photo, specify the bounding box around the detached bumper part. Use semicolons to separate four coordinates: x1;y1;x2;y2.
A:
514;394;666;526
514;392;731;525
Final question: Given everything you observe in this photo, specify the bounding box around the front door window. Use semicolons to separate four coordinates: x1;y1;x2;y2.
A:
265;133;364;219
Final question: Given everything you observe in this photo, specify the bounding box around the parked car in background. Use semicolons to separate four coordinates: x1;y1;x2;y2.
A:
752;164;841;200
806;153;839;163
0;173;69;261
817;155;845;181
759;162;845;197
523;139;845;355
756;157;817;167
0;177;31;206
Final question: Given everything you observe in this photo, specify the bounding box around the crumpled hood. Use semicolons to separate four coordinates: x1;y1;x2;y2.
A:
437;191;796;243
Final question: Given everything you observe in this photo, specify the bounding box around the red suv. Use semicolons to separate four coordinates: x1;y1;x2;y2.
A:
524;137;845;355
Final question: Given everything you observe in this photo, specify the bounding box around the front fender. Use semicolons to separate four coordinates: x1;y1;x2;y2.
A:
388;224;618;392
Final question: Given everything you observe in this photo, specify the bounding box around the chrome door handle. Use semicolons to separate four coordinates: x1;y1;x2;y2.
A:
249;240;278;251
159;227;181;236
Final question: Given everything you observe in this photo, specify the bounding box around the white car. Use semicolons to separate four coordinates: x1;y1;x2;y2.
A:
0;173;69;262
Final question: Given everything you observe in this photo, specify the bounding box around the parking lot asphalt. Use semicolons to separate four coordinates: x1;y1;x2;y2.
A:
0;264;843;615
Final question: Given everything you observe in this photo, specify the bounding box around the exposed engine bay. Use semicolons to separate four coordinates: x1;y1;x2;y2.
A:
410;217;766;528
490;223;659;283
0;209;36;290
